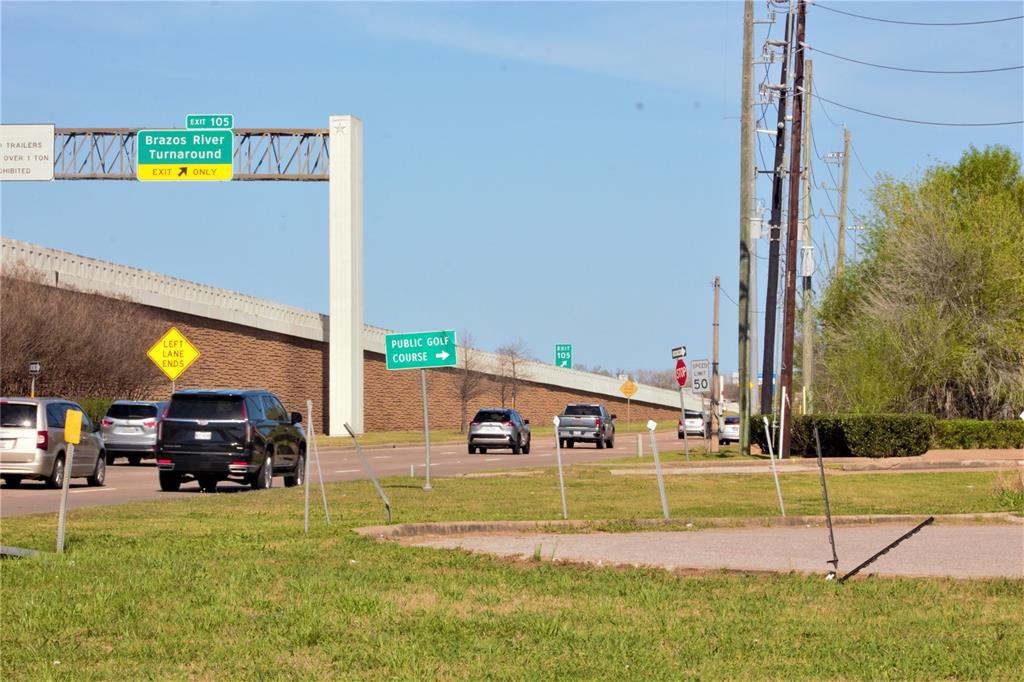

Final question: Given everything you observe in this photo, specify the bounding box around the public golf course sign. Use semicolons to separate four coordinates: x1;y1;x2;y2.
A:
385;330;457;370
136;126;233;182
555;343;573;368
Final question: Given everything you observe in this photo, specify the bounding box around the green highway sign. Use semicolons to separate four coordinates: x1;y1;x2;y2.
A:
136;128;233;181
186;114;233;129
555;343;573;369
385;330;457;370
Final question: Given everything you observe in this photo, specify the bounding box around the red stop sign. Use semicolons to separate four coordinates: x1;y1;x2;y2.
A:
675;359;688;387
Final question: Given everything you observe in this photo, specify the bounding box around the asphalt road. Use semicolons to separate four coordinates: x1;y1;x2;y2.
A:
0;430;693;518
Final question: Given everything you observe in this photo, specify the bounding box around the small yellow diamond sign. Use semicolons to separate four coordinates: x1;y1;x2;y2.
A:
147;327;200;381
620;379;638;399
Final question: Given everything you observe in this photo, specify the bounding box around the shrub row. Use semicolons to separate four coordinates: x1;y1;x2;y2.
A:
932;419;1024;450
750;413;935;458
752;413;1024;458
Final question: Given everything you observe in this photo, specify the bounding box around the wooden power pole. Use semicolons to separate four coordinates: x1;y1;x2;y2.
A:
837;127;851;279
759;4;794;416
801;59;814;415
779;0;807;457
711;276;721;453
738;0;754;455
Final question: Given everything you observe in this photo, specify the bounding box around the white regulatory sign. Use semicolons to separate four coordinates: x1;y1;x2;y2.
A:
0;124;55;181
691;359;711;393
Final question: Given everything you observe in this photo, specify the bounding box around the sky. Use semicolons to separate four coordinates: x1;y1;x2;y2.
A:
2;1;1021;378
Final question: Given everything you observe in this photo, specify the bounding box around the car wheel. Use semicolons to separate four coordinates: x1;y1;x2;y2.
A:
479;448;487;454
87;455;106;487
106;451;117;465
467;444;476;455
3;476;22;488
512;438;521;455
128;454;142;466
523;437;531;455
596;436;605;449
46;454;66;489
607;434;615;449
284;453;305;488
159;471;182;492
677;433;684;440
252;454;273;490
565;441;574;449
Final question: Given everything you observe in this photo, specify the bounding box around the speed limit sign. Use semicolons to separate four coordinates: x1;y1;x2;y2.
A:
691;359;711;393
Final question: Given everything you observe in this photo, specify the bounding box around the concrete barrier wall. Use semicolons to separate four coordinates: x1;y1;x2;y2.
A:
2;237;709;433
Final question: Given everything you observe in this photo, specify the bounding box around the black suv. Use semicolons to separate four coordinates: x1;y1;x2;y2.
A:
156;389;306;493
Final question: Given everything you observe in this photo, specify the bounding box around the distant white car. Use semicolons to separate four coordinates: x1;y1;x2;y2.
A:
720;416;740;445
678;409;705;439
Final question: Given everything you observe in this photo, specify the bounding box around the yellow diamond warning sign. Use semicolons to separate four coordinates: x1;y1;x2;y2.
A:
619;379;638;399
147;327;200;381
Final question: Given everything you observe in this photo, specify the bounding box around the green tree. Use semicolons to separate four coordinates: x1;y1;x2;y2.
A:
816;145;1024;419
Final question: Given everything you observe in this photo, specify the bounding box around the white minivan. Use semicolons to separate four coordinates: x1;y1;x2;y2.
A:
0;398;106;488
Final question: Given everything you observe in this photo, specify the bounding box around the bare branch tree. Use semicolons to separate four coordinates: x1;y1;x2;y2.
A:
495;339;531;409
455;331;490;432
1;266;165;400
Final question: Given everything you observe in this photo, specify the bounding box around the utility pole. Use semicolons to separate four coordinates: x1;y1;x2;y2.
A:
759;3;794;416
779;0;807;457
836;127;851;279
800;59;814;415
738;0;754;456
712;276;721;453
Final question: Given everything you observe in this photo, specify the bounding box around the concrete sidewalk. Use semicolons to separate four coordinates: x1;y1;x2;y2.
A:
409;523;1024;579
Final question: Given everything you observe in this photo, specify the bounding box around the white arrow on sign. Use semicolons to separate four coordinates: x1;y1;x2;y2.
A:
560;360;567;367
436;351;450;360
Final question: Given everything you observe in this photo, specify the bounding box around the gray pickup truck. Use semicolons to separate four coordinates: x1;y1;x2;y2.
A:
557;403;615;449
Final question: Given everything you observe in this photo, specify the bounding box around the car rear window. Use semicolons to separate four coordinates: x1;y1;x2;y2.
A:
474;411;510;423
106;404;159;420
166;396;244;420
725;416;740;425
0;403;37;428
564;405;601;416
685;410;703;419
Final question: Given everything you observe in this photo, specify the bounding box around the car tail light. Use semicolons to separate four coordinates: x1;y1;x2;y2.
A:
502;421;512;427
101;419;114;426
142;420;156;427
595;418;602;429
37;431;49;449
157;458;171;464
230;461;248;467
679;419;684;426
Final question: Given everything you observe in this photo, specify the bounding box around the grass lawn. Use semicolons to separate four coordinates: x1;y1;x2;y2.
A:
2;465;1022;680
314;419;680;448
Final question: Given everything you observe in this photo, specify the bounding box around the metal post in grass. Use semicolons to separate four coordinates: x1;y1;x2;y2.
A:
55;443;75;553
304;402;313;533
305;400;331;530
636;433;643;459
762;417;786;516
421;369;432;492
647;420;670;520
552;416;568;519
345;422;391;523
814;426;839;579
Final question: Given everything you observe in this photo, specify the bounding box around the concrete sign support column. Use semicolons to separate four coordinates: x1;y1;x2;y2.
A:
329;115;364;435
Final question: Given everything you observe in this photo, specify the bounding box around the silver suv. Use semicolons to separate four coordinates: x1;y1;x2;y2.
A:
0;398;107;488
101;400;165;465
468;408;531;454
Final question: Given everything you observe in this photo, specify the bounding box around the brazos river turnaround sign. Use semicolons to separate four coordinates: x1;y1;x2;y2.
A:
136;129;233;181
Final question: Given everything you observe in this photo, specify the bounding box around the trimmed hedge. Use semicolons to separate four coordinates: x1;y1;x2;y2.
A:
751;413;935;458
933;419;1024;450
71;397;116;426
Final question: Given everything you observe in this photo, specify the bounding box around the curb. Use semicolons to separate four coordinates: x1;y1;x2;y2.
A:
354;512;1023;540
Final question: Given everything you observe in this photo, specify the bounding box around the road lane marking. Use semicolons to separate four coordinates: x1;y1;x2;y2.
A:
70;487;116;494
485;457;500;462
372;455;391;460
440;451;457;455
536;454;552;457
335;469;360;473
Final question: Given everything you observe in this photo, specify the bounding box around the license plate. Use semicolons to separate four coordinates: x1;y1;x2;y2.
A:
574;431;581;436
118;426;142;434
0;439;14;450
195;431;212;440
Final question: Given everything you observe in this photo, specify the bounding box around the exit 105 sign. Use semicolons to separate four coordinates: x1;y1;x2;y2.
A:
555;344;573;369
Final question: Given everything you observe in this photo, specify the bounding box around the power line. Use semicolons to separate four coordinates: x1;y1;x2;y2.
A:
848;140;874;182
811;91;1024;127
812;1;1024;26
804;44;1023;74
